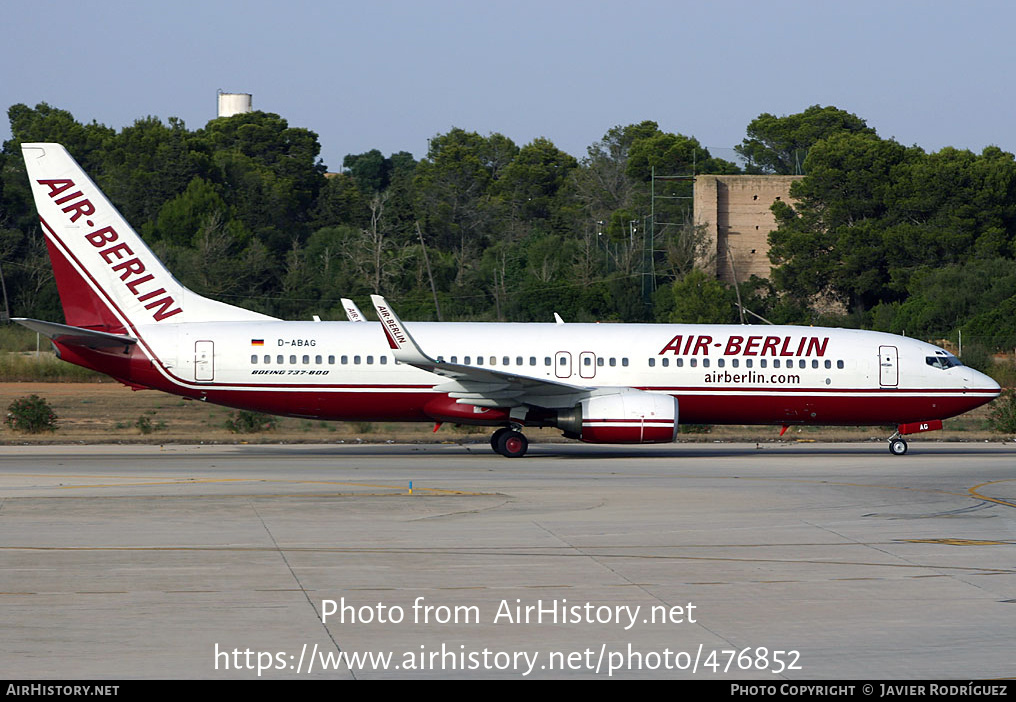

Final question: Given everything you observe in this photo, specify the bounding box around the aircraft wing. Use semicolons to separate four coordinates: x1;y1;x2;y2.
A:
13;318;137;350
370;296;589;409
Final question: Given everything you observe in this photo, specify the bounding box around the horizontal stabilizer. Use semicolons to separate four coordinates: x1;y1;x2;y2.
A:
12;318;137;349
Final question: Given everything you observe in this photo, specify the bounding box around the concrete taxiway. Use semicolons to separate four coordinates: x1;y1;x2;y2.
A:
1;441;1014;679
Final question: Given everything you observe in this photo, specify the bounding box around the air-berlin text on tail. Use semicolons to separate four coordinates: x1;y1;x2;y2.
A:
659;334;829;357
376;306;407;349
37;178;182;321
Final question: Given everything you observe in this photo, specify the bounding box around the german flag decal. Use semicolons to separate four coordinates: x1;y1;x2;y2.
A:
251;339;264;346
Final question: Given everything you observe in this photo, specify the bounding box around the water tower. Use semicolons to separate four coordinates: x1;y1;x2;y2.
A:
217;91;253;118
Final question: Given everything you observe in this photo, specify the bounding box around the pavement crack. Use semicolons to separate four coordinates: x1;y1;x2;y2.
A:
249;500;352;678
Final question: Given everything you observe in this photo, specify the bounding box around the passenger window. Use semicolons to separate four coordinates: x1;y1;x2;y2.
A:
341;355;348;364
662;358;669;368
315;355;322;364
545;357;552;366
277;355;284;364
367;356;374;365
380;357;387;365
676;358;683;367
812;360;819;369
690;358;697;368
516;356;523;365
597;357;604;366
609;358;616;367
290;355;297;364
622;358;629;367
837;360;844;369
702;359;709;368
302;355;310;364
264;355;270;364
251;355;258;364
717;359;725;368
353;355;361;364
464;356;471;365
824;360;831;369
529;357;536;366
732;359;739;368
328;355;335;364
648;358;655;367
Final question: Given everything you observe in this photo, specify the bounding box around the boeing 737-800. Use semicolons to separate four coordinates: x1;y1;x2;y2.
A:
13;143;1002;457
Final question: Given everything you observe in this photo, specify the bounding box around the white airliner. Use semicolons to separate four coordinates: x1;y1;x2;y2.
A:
14;143;1001;457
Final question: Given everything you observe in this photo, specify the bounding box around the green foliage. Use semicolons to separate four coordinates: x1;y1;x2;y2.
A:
988;390;1016;433
737;105;876;174
0;324;40;351
884;259;1016;341
224;410;278;433
655;269;738;324
5;394;57;433
0;352;102;381
6;99;1016;338
957;342;993;372
134;413;166;434
963;295;1016;351
768;132;1014;313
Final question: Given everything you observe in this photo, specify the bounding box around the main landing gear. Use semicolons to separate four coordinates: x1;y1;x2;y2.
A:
887;431;908;456
490;425;529;458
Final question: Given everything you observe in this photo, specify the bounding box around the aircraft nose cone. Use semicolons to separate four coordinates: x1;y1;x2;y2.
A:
976;370;1002;395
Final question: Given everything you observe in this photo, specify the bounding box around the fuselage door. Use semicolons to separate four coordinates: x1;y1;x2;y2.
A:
879;345;898;387
579;351;596;379
194;340;214;382
555;351;572;379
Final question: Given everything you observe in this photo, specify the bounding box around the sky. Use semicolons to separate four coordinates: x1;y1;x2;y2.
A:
2;0;1015;171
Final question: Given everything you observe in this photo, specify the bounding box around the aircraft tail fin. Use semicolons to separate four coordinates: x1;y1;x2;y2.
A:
21;143;275;332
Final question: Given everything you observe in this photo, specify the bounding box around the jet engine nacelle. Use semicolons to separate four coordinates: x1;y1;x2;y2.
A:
555;389;679;444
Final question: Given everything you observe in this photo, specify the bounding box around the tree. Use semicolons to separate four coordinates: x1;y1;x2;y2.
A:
655;269;737;324
4;103;113;171
97;116;210;226
494;137;577;232
767;132;918;310
736;105;876;174
198;111;326;252
413;129;517;294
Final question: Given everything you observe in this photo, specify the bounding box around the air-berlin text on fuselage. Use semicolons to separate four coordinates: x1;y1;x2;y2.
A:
659;334;829;357
38;178;182;321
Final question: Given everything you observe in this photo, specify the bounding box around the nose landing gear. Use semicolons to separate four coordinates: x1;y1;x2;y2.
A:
888;432;908;455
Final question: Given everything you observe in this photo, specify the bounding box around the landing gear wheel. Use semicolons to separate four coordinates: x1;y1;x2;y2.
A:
889;438;908;456
496;430;528;458
490;427;510;452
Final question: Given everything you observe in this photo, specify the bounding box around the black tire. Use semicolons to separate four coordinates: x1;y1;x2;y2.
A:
490;427;510;452
889;438;908;456
496;430;528;458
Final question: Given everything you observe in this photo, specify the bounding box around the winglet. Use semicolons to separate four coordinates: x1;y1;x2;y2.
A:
370;295;432;365
341;298;366;322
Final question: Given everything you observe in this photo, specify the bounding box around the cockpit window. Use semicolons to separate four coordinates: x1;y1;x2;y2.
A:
926;355;962;370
